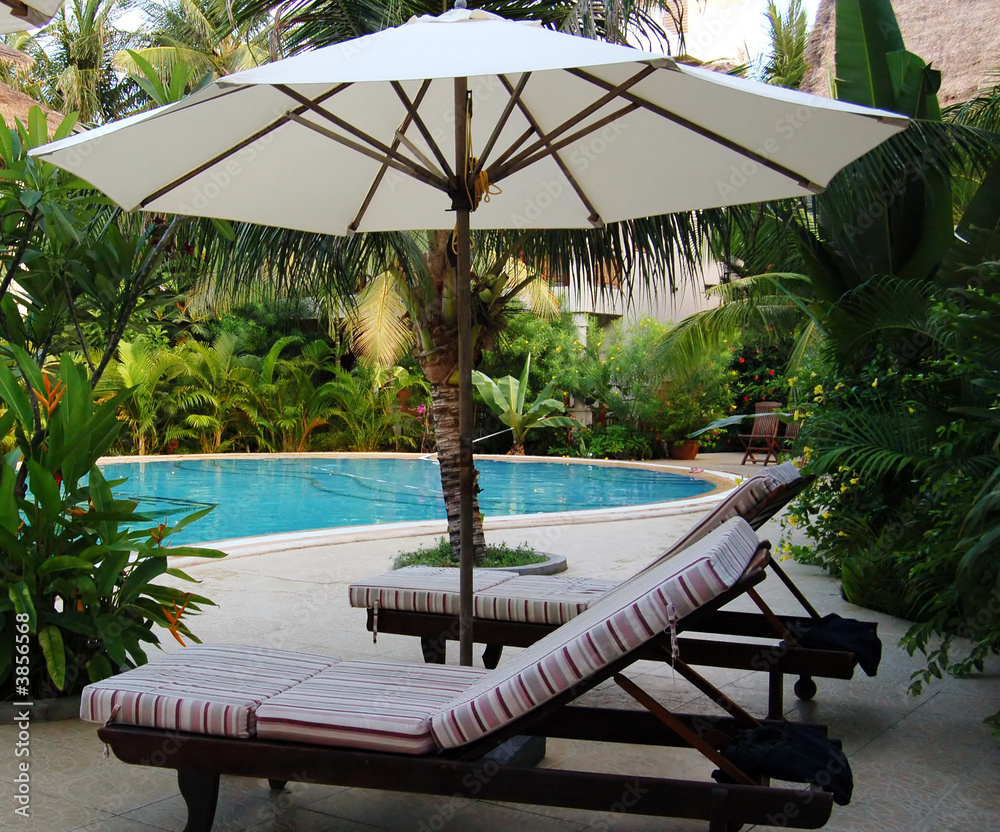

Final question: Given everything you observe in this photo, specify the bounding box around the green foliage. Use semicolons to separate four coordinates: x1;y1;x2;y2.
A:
392;537;544;569
472;353;580;452
322;362;427;452
0;350;224;697
549;423;653;461
761;0;809;88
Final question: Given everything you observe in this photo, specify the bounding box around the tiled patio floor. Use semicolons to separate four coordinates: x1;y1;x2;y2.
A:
3;453;998;831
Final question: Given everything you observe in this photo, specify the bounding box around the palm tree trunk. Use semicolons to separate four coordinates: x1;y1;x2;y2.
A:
431;381;486;564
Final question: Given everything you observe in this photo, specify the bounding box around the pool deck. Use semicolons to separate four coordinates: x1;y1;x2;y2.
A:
4;452;999;831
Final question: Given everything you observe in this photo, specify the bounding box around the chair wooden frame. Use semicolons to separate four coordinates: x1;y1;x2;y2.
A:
93;547;841;832
740;401;782;466
354;474;877;718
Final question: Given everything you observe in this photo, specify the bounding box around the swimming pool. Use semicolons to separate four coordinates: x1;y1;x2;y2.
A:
98;456;715;544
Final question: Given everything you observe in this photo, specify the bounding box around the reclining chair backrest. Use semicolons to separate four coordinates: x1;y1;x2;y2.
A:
430;517;761;749
640;462;801;574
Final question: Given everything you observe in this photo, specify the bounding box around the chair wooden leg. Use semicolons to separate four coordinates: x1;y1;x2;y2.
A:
767;668;784;719
482;643;503;669
420;635;447;664
268;779;287;790
177;768;219;832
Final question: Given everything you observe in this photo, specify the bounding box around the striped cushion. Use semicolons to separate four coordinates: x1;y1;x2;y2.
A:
664;473;777;554
256;660;488;754
766;461;803;486
80;644;337;738
348;566;517;613
474;575;618;625
430;517;759;749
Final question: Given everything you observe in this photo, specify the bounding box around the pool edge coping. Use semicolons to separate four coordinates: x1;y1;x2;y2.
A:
95;453;741;565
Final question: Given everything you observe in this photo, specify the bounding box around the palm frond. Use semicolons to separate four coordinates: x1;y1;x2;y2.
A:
350;271;413;366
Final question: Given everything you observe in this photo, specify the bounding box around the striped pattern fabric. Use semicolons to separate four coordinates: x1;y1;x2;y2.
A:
474;575;618;625
256;660;488;754
348;566;516;614
80;644;337;738
430;517;760;749
765;461;803;486
661;473;777;554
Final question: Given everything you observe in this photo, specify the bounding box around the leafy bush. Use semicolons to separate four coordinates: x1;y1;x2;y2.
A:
0;352;224;698
393;538;544;569
549;424;653;460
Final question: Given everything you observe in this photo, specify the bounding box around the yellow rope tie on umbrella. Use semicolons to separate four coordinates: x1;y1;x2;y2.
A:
452;92;502;256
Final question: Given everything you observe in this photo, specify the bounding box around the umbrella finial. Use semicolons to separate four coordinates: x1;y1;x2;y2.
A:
454;0;467;8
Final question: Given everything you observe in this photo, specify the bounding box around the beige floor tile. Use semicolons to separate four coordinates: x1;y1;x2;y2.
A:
14;482;1000;832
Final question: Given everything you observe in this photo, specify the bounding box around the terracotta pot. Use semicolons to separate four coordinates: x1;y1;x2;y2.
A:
666;440;700;460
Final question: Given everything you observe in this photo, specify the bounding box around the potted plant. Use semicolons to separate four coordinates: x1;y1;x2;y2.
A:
655;359;734;460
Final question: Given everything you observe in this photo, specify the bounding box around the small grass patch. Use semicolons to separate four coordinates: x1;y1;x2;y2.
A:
393;538;545;569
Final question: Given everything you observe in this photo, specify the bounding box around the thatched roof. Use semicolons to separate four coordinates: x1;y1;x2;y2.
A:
0;81;64;134
801;0;1000;106
0;42;32;68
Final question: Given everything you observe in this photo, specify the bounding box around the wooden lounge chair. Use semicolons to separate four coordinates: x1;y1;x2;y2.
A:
350;463;880;717
740;401;782;465
771;420;801;458
82;519;851;832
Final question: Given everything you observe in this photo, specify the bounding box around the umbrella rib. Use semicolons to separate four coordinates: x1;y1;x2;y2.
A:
489;125;537;172
1;0;30;21
495;74;603;228
285;113;449;192
471;72;531;179
390;81;455;180
487;64;657;184
567;67;826;193
274;84;446;191
349;80;433;233
138;83;353;209
491;102;640;183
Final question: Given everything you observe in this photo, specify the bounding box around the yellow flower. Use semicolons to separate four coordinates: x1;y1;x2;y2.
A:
813;384;823;395
788;514;799;527
822;512;832;519
872;378;878;387
840;484;848;492
835;382;844;391
787;377;797;386
838;531;848;537
850;478;859;485
810;371;818;378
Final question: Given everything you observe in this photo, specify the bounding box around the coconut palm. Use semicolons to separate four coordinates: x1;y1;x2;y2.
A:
760;0;809;88
46;0;142;123
113;0;272;91
191;0;721;564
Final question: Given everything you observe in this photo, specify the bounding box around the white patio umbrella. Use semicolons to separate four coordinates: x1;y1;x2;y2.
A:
31;5;908;665
0;0;63;31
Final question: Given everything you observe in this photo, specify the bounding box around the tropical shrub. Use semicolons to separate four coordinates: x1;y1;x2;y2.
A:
0;351;224;698
472;354;580;455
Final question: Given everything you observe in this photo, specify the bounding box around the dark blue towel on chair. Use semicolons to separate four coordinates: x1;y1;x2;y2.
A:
798;613;882;676
715;722;853;805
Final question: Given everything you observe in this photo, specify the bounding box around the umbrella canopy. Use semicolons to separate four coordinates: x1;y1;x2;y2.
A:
31;7;908;665
0;0;64;32
33;8;906;235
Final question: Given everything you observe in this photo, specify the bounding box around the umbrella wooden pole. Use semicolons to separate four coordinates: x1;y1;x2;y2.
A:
455;76;475;667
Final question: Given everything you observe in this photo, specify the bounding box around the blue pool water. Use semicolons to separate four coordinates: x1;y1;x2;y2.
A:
98;457;714;544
